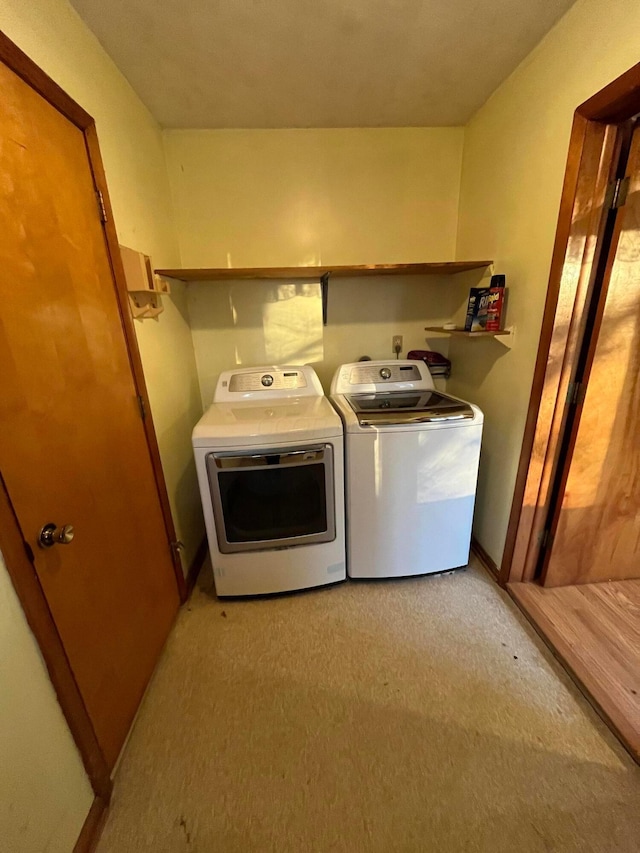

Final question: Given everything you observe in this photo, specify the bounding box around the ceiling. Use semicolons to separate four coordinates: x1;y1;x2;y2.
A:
70;0;576;128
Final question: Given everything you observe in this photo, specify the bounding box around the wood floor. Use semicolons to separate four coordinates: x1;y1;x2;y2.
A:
509;579;640;763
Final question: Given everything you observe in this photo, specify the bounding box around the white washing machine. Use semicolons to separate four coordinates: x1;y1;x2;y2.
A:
193;365;346;596
330;360;483;579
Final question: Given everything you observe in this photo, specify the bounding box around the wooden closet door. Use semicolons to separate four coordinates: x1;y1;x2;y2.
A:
0;60;179;766
543;126;640;587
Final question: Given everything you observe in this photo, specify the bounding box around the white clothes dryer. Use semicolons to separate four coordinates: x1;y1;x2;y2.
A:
193;365;346;596
330;360;483;579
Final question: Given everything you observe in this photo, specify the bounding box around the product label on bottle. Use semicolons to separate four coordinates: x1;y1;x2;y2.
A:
485;287;505;331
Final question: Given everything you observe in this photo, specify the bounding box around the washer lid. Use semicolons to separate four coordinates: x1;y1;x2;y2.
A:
193;395;343;447
346;390;475;426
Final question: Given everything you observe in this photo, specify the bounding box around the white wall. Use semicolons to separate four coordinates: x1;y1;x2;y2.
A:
165;127;465;396
0;551;93;852
450;0;640;564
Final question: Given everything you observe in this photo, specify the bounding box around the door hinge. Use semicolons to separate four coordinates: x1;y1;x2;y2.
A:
170;540;185;562
566;380;586;407
538;527;554;551
137;394;147;420
605;176;630;210
96;190;107;223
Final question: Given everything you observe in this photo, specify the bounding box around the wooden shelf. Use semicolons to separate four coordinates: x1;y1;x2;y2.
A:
424;326;511;337
155;261;492;282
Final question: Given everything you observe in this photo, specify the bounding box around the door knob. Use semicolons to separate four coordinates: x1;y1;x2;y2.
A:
38;523;75;548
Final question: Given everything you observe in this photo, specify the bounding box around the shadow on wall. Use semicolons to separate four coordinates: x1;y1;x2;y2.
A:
449;337;512;388
235;282;323;365
187;281;323;398
187;275;462;401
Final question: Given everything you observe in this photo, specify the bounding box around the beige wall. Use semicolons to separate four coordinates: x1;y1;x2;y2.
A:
450;0;640;565
0;551;93;852
166;128;465;396
135;283;204;569
164;127;464;267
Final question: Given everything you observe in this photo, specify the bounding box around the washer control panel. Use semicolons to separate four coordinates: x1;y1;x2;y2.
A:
331;360;435;395
348;364;421;386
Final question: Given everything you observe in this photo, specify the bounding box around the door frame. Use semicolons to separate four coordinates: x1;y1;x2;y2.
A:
500;61;640;585
0;30;185;798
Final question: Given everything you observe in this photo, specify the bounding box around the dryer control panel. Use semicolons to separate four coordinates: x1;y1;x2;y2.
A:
228;371;307;393
214;365;324;402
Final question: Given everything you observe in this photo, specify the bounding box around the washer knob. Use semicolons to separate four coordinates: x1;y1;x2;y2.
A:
379;368;392;380
261;374;274;387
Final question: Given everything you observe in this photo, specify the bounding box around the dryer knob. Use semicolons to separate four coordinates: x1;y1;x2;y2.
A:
379;368;392;380
261;374;274;387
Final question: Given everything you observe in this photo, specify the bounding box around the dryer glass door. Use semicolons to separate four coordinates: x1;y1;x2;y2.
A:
206;445;336;553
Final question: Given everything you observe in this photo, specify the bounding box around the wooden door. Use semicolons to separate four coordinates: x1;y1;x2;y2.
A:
543;125;640;587
0;60;179;767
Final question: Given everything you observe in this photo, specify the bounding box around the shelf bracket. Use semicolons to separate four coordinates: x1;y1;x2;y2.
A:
321;272;330;326
128;290;164;319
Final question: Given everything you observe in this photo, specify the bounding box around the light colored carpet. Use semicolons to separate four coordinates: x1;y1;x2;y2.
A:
97;558;640;853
